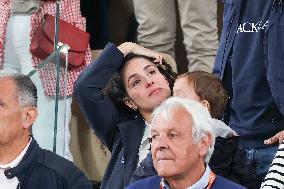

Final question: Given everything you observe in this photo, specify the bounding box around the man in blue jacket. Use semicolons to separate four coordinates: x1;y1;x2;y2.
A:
0;73;91;189
214;0;284;187
126;97;245;189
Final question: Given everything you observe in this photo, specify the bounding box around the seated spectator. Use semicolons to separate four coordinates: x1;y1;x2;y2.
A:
0;73;91;189
131;71;256;188
74;42;176;189
126;97;245;189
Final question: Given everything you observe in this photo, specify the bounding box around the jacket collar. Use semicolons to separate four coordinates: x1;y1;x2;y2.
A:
4;138;40;180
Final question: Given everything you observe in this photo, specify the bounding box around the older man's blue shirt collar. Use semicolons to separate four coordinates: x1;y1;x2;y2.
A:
161;164;211;189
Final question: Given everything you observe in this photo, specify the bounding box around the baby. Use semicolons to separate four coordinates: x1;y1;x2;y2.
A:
173;71;237;138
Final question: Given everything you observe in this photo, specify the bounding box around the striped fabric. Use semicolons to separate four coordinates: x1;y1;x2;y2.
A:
261;143;284;189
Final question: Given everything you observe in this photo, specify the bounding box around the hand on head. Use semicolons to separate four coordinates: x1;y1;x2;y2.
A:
118;42;162;63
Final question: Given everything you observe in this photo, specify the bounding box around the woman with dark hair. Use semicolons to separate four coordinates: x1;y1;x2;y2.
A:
74;42;176;189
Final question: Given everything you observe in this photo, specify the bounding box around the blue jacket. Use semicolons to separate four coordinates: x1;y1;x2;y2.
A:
213;0;284;148
126;175;246;189
74;43;145;189
4;138;91;189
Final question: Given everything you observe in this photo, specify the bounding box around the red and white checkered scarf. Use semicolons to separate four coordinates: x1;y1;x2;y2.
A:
0;0;92;96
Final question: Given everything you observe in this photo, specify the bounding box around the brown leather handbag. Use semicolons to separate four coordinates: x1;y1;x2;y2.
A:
30;14;90;66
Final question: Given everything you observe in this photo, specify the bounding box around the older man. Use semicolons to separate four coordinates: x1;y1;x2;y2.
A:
0;73;91;189
126;97;245;189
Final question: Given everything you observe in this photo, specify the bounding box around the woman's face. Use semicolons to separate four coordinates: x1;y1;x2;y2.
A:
121;57;171;113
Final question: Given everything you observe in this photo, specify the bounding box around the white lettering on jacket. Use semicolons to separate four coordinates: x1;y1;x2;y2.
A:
237;20;268;33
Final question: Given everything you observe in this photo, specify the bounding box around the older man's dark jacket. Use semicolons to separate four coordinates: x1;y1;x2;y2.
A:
4;138;91;189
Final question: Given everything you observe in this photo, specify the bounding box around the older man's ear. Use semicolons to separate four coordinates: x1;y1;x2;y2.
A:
22;107;38;129
198;133;212;158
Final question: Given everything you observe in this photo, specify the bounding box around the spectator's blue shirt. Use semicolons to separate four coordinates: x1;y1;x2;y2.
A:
161;165;211;189
126;173;246;189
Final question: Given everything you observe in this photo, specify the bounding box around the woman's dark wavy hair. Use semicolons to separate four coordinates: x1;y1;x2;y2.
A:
104;53;177;115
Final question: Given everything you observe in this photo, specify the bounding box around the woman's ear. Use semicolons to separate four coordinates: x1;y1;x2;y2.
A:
123;97;138;111
22;107;38;130
201;100;210;111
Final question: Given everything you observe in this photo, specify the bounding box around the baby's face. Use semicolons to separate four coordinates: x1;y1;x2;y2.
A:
173;77;201;102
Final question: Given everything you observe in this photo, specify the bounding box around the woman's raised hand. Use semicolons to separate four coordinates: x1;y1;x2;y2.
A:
118;42;162;63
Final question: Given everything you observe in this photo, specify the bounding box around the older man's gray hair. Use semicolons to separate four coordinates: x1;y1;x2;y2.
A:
151;96;215;163
0;73;38;108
